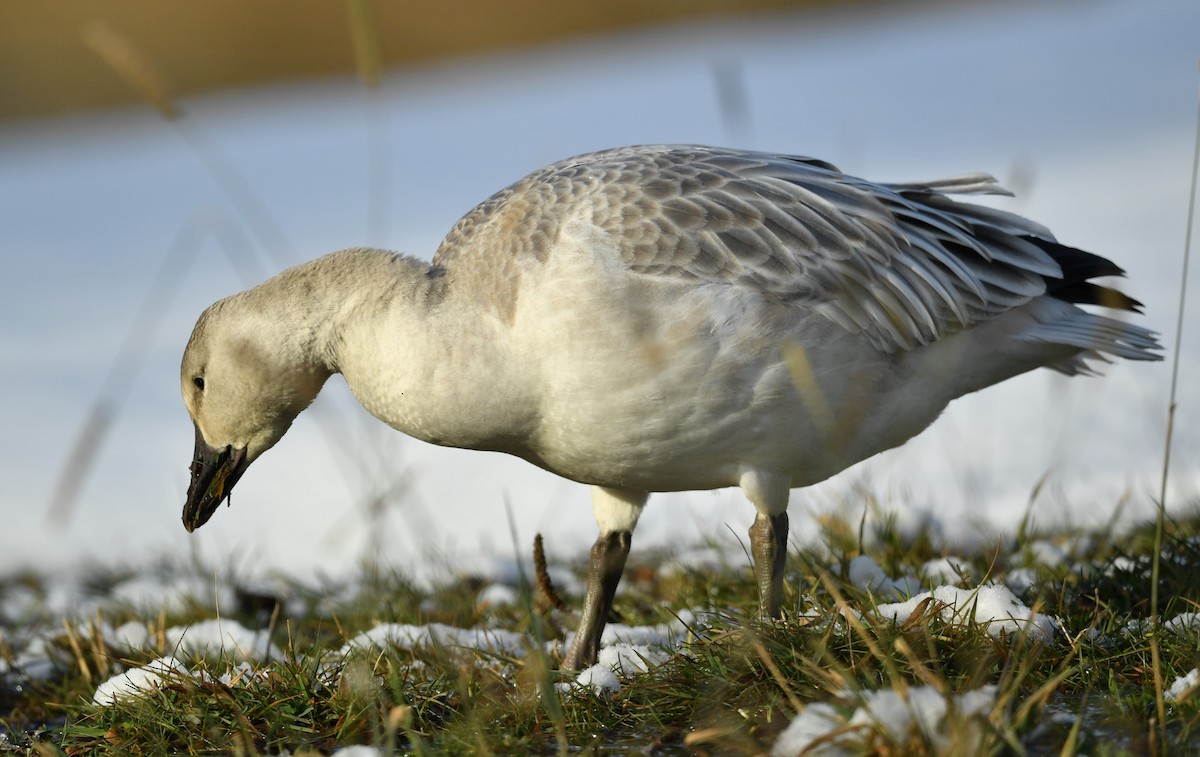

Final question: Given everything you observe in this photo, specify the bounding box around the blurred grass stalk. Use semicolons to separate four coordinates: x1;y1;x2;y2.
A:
348;0;383;88
53;10;397;532
45;24;188;528
81;20;180;120
1148;58;1200;752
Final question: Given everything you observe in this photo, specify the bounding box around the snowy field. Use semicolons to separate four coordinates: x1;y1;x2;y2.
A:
1;0;1198;586
4;530;1198;752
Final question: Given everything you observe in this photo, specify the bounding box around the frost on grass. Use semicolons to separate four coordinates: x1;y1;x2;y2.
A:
876;584;1058;642
772;685;996;756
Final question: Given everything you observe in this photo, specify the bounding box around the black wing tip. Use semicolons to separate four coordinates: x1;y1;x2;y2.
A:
1051;281;1145;313
1024;236;1146;312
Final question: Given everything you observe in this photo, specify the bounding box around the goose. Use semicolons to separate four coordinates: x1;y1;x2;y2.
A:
179;145;1161;669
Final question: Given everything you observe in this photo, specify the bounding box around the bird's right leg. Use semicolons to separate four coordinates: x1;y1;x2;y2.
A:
741;469;791;619
561;486;647;670
749;510;789;618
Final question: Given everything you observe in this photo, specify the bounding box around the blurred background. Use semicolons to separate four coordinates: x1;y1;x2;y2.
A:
2;0;1197;583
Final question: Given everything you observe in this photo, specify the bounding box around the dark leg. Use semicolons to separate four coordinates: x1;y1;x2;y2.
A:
749;511;789;619
562;529;631;669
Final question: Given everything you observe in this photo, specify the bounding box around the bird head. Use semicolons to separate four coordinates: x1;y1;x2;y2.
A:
179;294;328;532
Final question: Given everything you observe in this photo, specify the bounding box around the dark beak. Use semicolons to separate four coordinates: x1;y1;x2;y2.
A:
182;425;249;532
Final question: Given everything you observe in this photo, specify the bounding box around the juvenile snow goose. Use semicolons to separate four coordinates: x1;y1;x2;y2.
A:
179;145;1161;668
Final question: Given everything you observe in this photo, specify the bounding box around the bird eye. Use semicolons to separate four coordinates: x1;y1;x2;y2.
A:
193;376;205;391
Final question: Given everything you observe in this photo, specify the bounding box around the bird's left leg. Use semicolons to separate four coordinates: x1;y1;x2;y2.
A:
741;469;791;619
562;486;648;669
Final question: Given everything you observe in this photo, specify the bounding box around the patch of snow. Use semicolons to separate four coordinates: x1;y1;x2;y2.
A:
9;635;57;681
1005;567;1038;596
217;660;274;687
44;579;104;620
1017;540;1069;567
555;608;702;665
853;686;994;750
1164;612;1200;635
571;662;622;696
476;583;519;609
1121;617;1149;637
166;618;279;661
1167;669;1199;703
0;577;102;625
557;612;698;695
599;609;698;647
772;685;996;756
876;585;1058;642
870;503;949;549
1105;555;1144;575
1120;613;1200;639
921;557;973;586
68;619;152;654
565;643;672;695
92;655;274;707
112;621;150;651
340;622;527;658
771;702;849;757
0;585;43;625
848;556;920;600
93;656;189;705
110;574;237;615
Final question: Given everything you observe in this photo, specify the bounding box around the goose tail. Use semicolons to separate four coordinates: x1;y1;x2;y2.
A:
1018;238;1162;375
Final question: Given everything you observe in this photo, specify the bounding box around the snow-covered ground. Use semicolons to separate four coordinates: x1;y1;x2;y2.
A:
3;544;1194;753
1;0;1198;584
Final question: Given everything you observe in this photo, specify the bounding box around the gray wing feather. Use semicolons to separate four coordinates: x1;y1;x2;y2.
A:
606;146;1064;351
435;145;1071;350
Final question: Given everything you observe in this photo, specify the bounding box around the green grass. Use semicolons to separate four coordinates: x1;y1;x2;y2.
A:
2;506;1200;756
